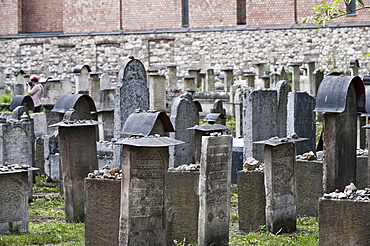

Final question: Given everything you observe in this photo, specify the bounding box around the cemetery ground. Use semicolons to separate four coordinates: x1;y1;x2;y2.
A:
0;175;318;246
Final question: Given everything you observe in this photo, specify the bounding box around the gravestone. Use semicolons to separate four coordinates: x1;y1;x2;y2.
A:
289;63;301;92
243;89;278;162
234;87;244;138
51;109;99;222
305;61;316;95
41;78;63;104
62;77;73;94
206;69;215;92
255;137;306;234
315;76;365;192
183;76;197;91
276;80;291;138
312;69;324;97
238;170;266;233
198;134;232;246
188;68;202;88
287;92;316;155
166;171;200;246
89;72;101;109
221;69;234;92
0;72;6;95
44;131;60;182
73;64;91;94
84;178;121;246
148;74;167;111
116;136;183;245
114;58;149;140
243;73;255;88
100;73;111;90
167;65;178;88
169;94;196;168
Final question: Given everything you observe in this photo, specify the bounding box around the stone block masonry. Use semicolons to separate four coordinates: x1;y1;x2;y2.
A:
1;27;370;85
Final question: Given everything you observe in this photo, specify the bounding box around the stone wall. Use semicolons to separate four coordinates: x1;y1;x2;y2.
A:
1;26;370;84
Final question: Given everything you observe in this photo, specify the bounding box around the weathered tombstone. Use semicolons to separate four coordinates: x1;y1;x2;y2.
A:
51;109;100;222
167;65;178;88
289;63;301;92
183;75;197;91
41;78;63;104
243;73;256;88
148;73;167;111
255;137;306;234
169;94;196;168
114;58;149;140
198;134;232;246
115;136;183;245
305;61;316;95
52;93;97;121
188;68;202;88
84;178;121;246
73;64;91;94
44;131;60;182
89;72;102;109
100;73;111;90
0;72;6;95
349;59;360;76
206;69;215;92
62;77;73;94
243;89;278;162
234;87;244;138
204;113;226;126
319;198;370;246
9;95;34;112
315;76;365;192
166;171;200;246
253;63;266;78
276;80;291;139
0;166;38;234
237;169;266;233
260;75;270;89
287;92;316;155
97;110;114;141
221;69;234;92
30;113;47;137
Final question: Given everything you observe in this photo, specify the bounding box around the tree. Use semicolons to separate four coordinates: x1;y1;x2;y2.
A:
302;0;367;27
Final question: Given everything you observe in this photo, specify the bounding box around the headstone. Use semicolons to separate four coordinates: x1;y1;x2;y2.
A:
243;73;255;88
243;89;278;162
100;89;115;110
169;94;196;168
0;72;6;95
237;170;266;233
116;136;183;245
62;77;73;94
100;73;111;90
41;78;63;104
349;59;360;76
255;138;305;234
188;68;202;88
276;80;291;138
260;75;270;89
210;99;226;116
148;74;167;111
305;61;316;95
52;109;99;222
97;110;114;141
89;72;101;110
206;69;215;92
73;64;91;94
84;178;121;246
114;58;149;140
234;87;244;138
312;69;324;97
221;69;234;92
287;92;316;155
183;76;197;91
315;76;364;192
198;134;232;246
30;113;47;137
167;65;178;88
289;63;301;92
44;131;60;182
165;171;200;245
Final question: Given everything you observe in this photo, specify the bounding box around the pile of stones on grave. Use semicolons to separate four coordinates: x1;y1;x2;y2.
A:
0;164;31;172
323;183;370;201
168;163;200;171
240;157;265;172
87;165;122;180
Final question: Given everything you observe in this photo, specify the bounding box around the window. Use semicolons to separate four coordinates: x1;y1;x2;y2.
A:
182;0;189;26
347;0;356;16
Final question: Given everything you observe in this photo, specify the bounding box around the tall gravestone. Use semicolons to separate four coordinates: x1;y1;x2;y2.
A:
315;76;365;192
167;65;178;88
287;92;316;154
100;73;111;90
148;73;167;111
41;78;63;104
206;69;215;92
276;80;291;138
243;89;278;162
198;134;232;246
116;137;182;245
169;94;196;168
52;109;99;222
89;72;101;109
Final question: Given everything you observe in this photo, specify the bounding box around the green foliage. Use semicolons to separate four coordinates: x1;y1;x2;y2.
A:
226;116;236;133
7;222;21;235
173;238;196;246
301;0;366;27
0;90;11;104
29;193;65;218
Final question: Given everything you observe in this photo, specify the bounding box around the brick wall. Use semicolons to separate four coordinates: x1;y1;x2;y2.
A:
121;0;182;30
0;0;18;35
22;0;63;33
63;0;120;33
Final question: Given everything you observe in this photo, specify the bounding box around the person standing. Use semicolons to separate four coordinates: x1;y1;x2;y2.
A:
28;76;43;113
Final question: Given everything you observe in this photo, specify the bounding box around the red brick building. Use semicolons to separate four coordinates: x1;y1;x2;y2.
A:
1;0;369;36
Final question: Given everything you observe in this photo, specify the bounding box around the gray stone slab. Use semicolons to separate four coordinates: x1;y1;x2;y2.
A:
84;178;121;246
198;135;232;246
166;171;200;246
237;170;265;233
319;198;370;246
